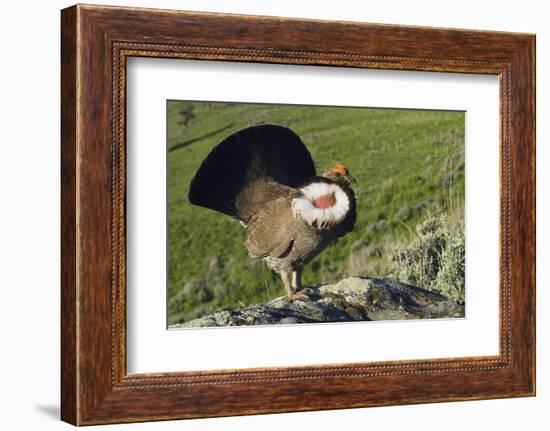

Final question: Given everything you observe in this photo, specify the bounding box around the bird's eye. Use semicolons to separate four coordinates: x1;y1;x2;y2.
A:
334;172;341;177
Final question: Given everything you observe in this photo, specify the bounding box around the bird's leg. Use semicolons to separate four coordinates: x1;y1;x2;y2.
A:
291;269;302;291
280;271;294;300
291;269;312;301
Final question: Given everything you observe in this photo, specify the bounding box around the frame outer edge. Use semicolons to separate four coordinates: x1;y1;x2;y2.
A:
526;35;536;395
61;4;536;424
531;35;536;396
522;34;536;395
61;5;79;426
505;35;536;395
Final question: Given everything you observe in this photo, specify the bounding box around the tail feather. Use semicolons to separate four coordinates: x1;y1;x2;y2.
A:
188;124;316;220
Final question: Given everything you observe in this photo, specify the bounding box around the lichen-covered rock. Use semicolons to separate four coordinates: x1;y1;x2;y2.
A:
170;277;464;328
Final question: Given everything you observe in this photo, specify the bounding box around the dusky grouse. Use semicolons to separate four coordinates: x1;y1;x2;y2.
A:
188;124;357;300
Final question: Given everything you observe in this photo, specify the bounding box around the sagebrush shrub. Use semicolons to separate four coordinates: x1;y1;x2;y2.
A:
390;211;465;304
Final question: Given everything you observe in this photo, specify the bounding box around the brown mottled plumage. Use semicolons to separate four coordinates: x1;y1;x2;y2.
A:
188;124;356;300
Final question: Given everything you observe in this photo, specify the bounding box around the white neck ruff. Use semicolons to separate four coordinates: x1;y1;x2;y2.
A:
291;182;350;229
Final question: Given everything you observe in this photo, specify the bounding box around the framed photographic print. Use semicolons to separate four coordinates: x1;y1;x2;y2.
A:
61;4;535;425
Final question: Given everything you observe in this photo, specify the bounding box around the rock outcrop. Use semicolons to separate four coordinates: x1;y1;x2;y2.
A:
170;277;464;328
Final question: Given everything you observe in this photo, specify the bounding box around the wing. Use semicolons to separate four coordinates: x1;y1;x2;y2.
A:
244;194;297;259
236;180;298;223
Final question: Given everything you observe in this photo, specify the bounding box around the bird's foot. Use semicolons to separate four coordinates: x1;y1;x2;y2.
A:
289;292;309;302
289;287;315;302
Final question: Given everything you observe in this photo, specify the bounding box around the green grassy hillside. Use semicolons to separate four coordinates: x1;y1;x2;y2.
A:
167;101;465;325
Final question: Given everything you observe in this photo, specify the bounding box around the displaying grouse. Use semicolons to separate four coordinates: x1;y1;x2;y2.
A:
188;124;357;300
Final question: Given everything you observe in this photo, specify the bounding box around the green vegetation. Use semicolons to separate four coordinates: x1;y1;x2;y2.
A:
389;208;465;304
167;101;465;325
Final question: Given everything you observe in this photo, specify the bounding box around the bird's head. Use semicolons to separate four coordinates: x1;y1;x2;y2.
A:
322;163;356;185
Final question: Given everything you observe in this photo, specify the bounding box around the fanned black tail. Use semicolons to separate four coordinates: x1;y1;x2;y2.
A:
188;124;316;220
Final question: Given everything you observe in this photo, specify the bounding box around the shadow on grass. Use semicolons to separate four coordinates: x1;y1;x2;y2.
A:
169;123;235;153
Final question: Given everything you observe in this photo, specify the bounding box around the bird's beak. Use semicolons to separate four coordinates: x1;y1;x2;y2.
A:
345;174;357;184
